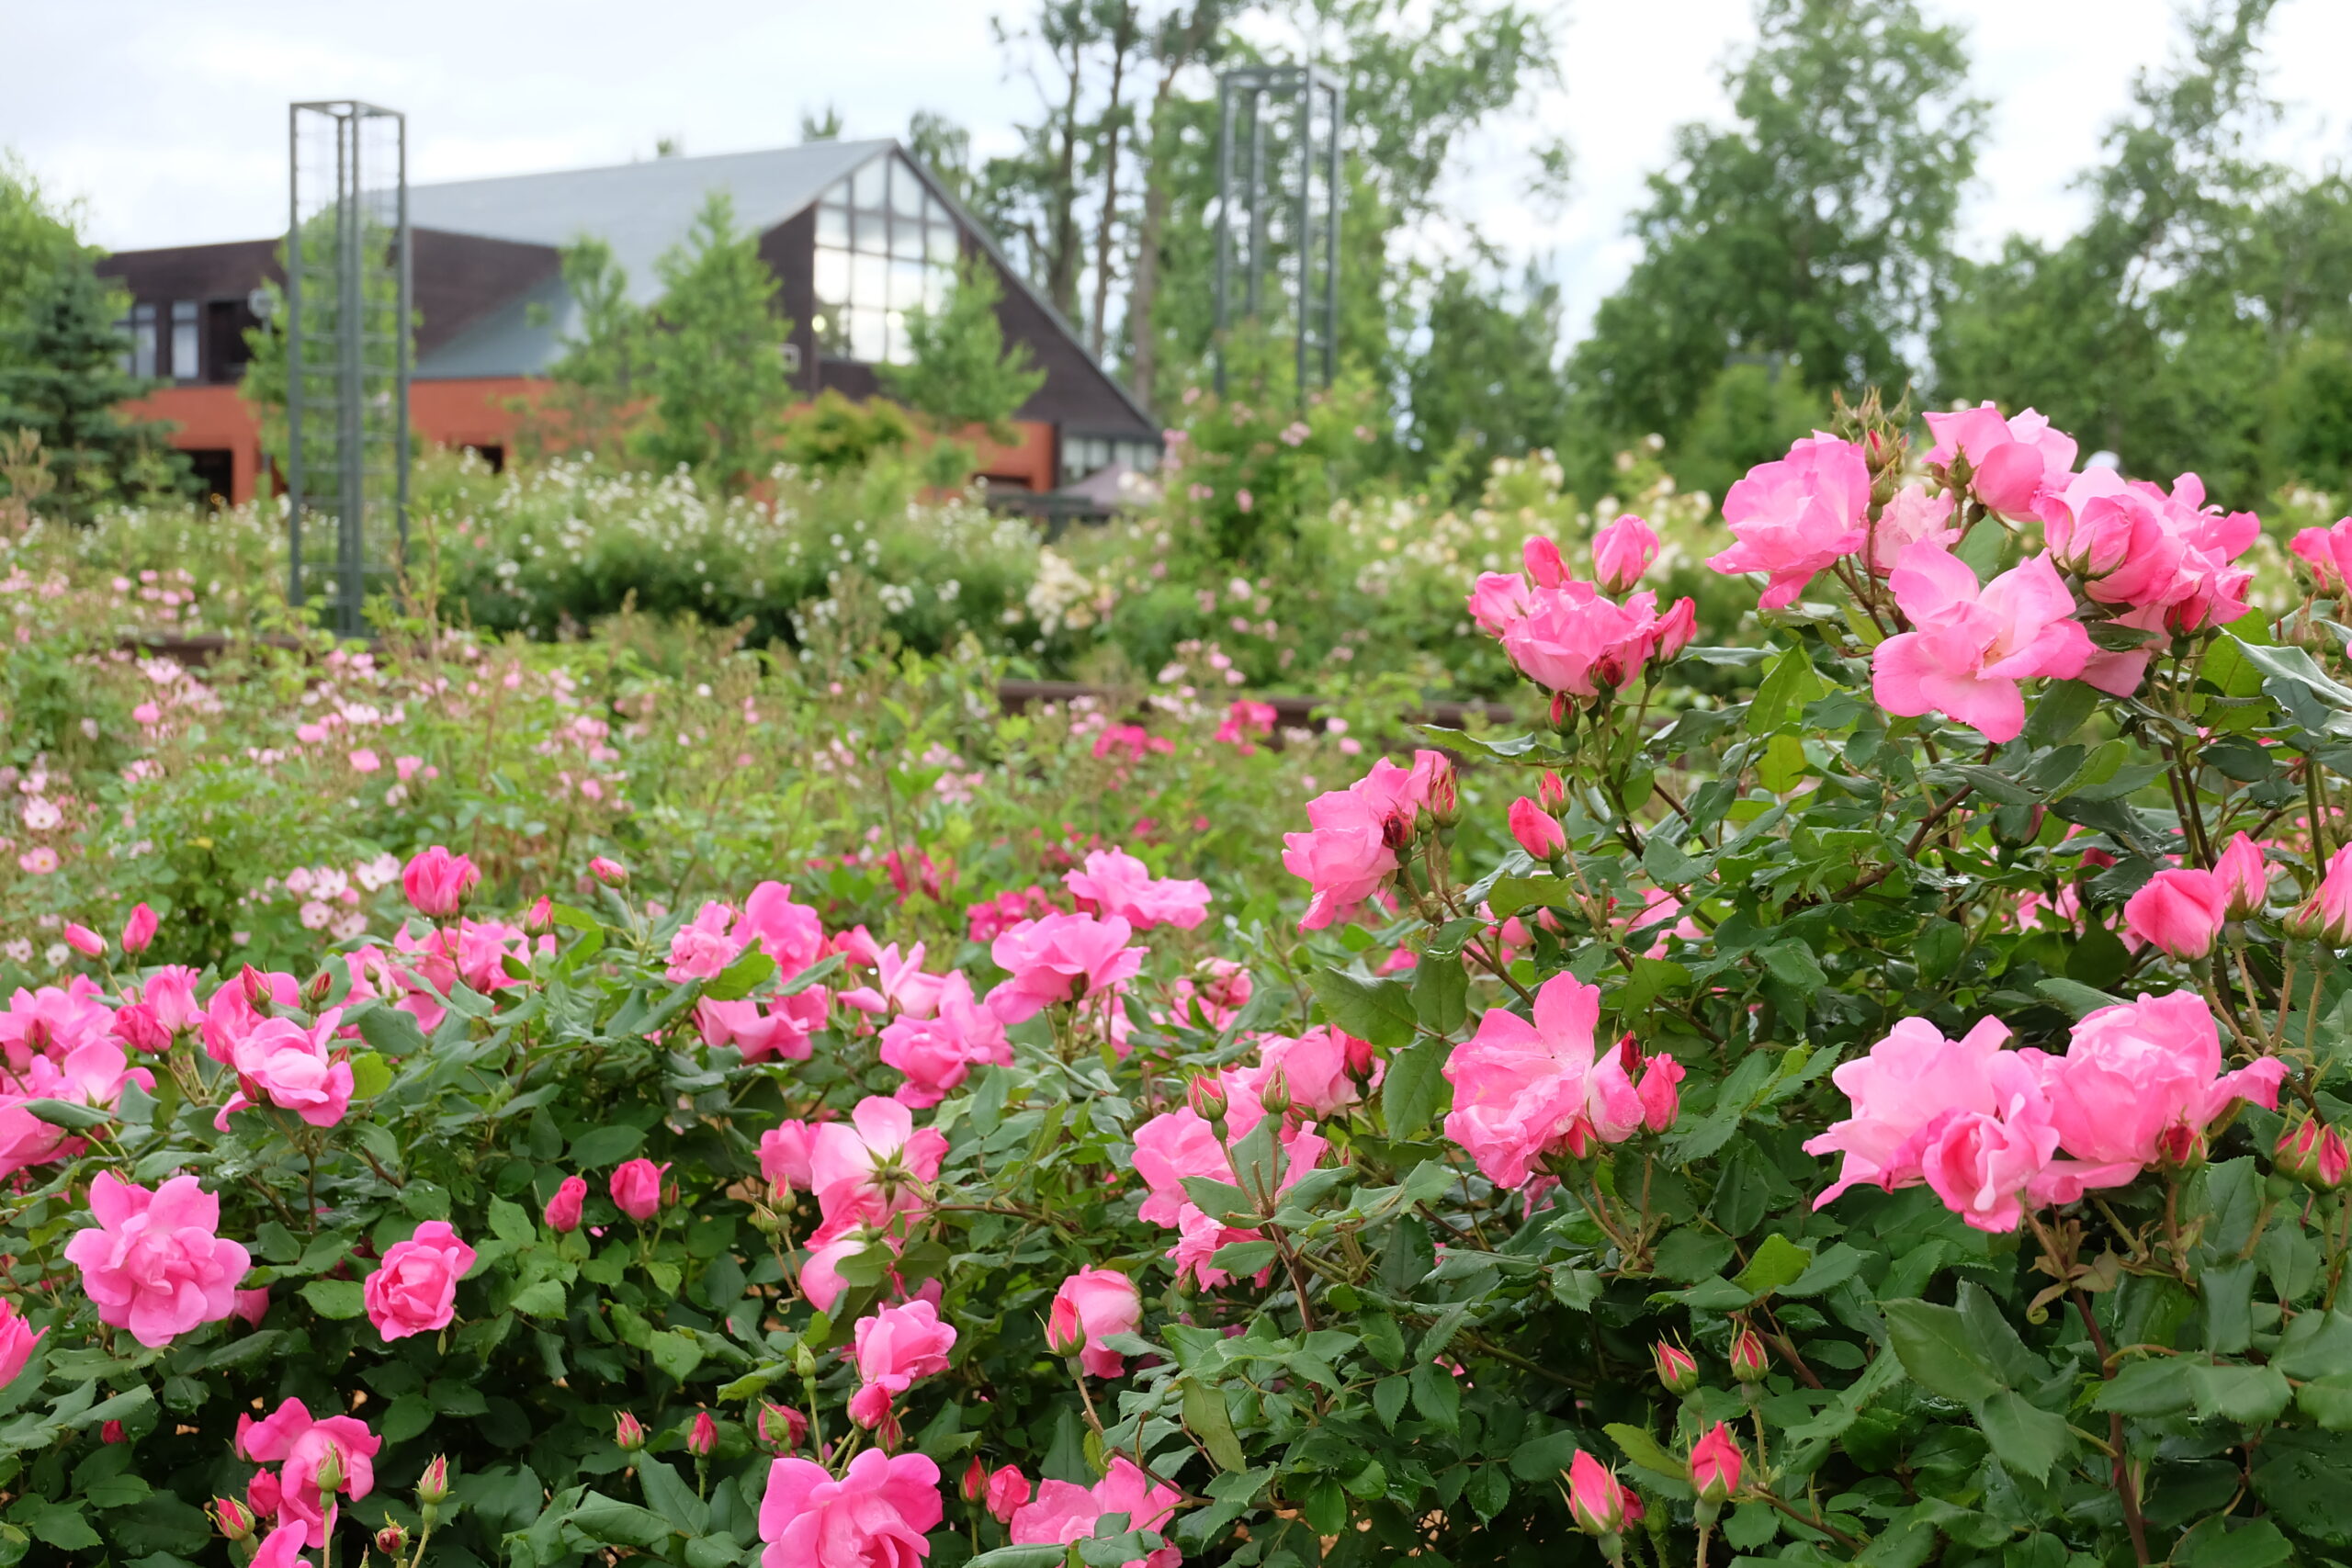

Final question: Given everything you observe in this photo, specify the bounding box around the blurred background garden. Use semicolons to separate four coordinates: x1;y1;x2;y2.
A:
1;0;2350;972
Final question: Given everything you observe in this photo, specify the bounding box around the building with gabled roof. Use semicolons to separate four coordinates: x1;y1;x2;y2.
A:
96;140;1161;506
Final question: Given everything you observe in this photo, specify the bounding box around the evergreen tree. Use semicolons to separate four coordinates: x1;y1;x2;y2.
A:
0;153;82;351
0;257;175;522
877;257;1046;443
521;237;647;463
1400;257;1569;497
636;191;797;490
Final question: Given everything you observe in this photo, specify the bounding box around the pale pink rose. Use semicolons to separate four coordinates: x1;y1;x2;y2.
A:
731;882;827;973
759;1450;942;1568
759;1120;819;1190
64;1172;251;1348
1130;1087;1326;1228
363;1220;476;1341
2291;518;2352;593
226;1012;355;1128
1916;1100;2060;1232
849;1298;957;1423
1805;1016;2039;1207
808;1097;948;1235
1011;1457;1181;1568
1923;402;2077;519
666;901;740;983
1442;974;1645;1188
0;980;118;1070
1866;483;1959;573
2021;991;2288;1181
1065;849;1212;931
839;942;947;1020
1466;570;1533;637
1591;514;1660;594
879;973;1012;1108
1706;434;1871;609
609;1158;670;1221
1250;1024;1381;1117
697;987;828;1064
400;845;480;918
1048;1267;1142;1378
1870;545;2098;743
1499;582;1679;697
349;748;380;773
2122;868;2228;961
236;1397;381;1547
985;914;1146;1023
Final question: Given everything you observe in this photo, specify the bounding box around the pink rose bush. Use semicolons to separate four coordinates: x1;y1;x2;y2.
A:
16;392;2352;1565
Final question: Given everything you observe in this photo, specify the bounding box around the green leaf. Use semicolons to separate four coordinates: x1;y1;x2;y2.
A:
963;1549;1070;1568
1605;1423;1689;1482
702;945;776;1001
2274;1309;2352;1379
1374;1375;1410;1430
565;1491;677;1549
2187;1361;2291;1426
1974;1389;2075;1482
1882;1299;2003;1403
1643;834;1705;885
1309;967;1417;1050
779;953;844;996
2022;679;2100;748
1733;1234;1813;1298
512;1279;570;1318
1749;648;1828;734
18;1099;111;1130
1755;733;1809;794
2298;1374;2352;1430
346;1050;393;1100
300;1279;367;1320
569;1123;646;1168
647;1328;703;1381
1382;1037;1452;1144
19;1502;98;1551
2183;1518;2293;1568
2034;977;2121;1019
1757;939;1826;990
353;1002;430;1057
2252;1431;2352;1547
381;1391;434;1443
2096;1358;2195;1418
1410;954;1469;1035
2231;633;2352;710
1208;1240;1276;1276
635;1456;710;1537
1409;1359;1461;1433
1510;1428;1581;1483
1182;1378;1246;1472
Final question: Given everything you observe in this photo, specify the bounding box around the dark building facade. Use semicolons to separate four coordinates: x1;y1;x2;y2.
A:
96;140;1161;505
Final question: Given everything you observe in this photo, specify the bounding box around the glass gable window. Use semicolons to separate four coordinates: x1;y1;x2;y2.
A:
810;153;962;365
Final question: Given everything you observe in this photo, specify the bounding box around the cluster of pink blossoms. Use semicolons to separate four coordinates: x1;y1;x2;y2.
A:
1280;750;1454;931
1469;522;1697;713
1808;991;2286;1232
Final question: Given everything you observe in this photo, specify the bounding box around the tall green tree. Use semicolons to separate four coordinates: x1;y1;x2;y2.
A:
1565;0;1983;485
1401;255;1570;494
636;191;797;490
1934;0;2352;503
877;257;1046;442
523;237;647;463
0;257;176;522
0;153;83;351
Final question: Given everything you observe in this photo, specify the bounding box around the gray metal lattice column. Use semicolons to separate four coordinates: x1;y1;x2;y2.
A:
1213;66;1343;400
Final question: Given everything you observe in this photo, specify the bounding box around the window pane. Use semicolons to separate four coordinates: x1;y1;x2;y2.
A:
924;194;949;229
888;259;927;310
890;219;923;260
815;203;848;248
926;223;959;265
889;157;923;218
813;246;850;307
131;303;156;379
172;300;199;380
852;157;887;209
849;306;887;362
853;208;888;255
922;267;949;313
852;253;888;308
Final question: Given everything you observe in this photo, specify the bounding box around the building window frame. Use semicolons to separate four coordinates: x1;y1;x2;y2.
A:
809;153;963;367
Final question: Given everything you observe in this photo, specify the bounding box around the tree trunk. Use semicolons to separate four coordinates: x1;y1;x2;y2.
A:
1046;22;1088;322
1127;2;1221;412
1089;1;1137;363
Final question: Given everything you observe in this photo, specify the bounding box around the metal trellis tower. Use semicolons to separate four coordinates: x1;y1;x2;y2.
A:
286;100;410;637
1213;65;1342;399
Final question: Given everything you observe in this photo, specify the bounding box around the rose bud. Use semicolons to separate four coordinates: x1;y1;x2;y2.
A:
312;1439;345;1496
1652;1337;1699;1395
100;1420;125;1444
961;1455;988;1504
416;1453;452;1506
120;902;159;955
1566;1450;1627;1537
1690;1423;1743;1508
376;1521;412;1557
1728;1325;1770;1384
2321;1126;2351;1191
62;923;104;959
1538;770;1567;812
1187;1074;1228;1125
1424;755;1460;829
2278;1117;2324;1184
615;1410;647;1452
590;856;628;886
307;968;334;1006
2156;1122;2208;1174
544;1174;587;1233
211;1496;255;1542
986;1465;1032;1524
687;1410;718;1458
526;896;554;933
1342;1032;1377;1085
1045;1303;1087;1359
1259;1065;1293;1117
758;1401;808;1453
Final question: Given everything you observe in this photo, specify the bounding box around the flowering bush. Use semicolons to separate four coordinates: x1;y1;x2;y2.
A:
9;393;2352;1566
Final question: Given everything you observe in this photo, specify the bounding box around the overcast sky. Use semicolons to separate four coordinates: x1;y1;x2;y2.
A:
8;0;2351;340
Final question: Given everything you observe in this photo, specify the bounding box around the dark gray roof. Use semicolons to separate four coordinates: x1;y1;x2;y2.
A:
412;140;891;377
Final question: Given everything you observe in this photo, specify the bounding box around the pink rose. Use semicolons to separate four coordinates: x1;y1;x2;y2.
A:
236;1397;380;1547
544;1175;587;1233
1064;849;1212;931
759;1120;819;1190
839;942;947;1020
2022;991;2289;1180
1048;1267;1142;1379
1279;754;1447;931
1248;1025;1380;1117
1442;974;1645;1188
1499;582;1680;698
0;1296;46;1386
232;1286;271;1326
1706;434;1870;610
808;1098;947;1235
2122;868;2228;960
759;1450;943;1568
697;987;828;1064
142;965;204;1032
1804;1016;2037;1206
400;845;480;918
849;1299;957;1424
249;1522;311;1568
64;1172;251;1348
798;1230;878;1314
2214;832;2268;919
1466;570;1533;637
1870;545;2100;744
985;914;1146;1023
1591;514;1659;595
986;1465;1032;1523
228;1012;356;1128
1864;482;1960;573
364;1220;476;1341
610;1158;671;1221
879;974;1012;1108
666;901;741;983
2294;842;2352;943
731;883;828;975
1914;1098;2061;1233
2291;518;2352;593
1923;402;2077;519
1010;1457;1181;1568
